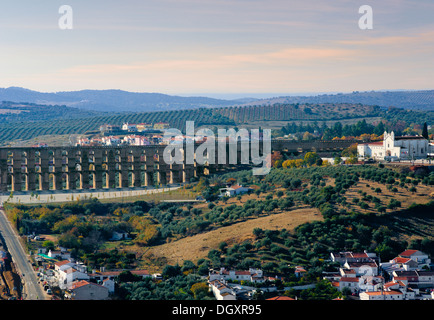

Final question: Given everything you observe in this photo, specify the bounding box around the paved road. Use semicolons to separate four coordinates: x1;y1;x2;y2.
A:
0;185;182;205
0;209;46;300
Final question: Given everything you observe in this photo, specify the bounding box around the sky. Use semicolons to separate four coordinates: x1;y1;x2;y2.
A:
0;0;433;97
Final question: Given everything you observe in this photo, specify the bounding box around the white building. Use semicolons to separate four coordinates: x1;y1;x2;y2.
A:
220;185;252;197
122;123;138;132
102;136;121;146
357;131;432;160
55;260;90;289
209;279;237;300
381;250;432;275
65;280;109;300
343;261;378;277
360;290;404;300
209;268;263;283
101;278;115;294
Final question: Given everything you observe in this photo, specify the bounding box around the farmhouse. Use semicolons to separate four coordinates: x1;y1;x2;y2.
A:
220;185;252;197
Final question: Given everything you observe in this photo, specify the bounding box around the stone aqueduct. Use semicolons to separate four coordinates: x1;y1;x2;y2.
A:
0;139;357;193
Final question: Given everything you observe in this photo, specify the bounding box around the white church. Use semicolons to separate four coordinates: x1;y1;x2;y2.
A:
357;131;433;161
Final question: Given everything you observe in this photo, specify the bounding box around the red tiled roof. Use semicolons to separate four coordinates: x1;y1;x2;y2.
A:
55;260;71;267
70;280;90;290
399;250;419;257
364;290;402;296
351;253;369;258
267;296;295;300
70;280;106;290
340;277;359;282
392;257;412;264
131;270;150;276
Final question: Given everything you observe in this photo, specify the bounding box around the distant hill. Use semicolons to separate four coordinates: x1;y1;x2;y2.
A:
0;102;382;144
0;101;100;123
240;90;434;111
1;87;434;113
0;87;240;113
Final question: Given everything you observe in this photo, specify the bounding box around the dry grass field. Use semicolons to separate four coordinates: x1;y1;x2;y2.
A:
343;178;433;212
139;207;322;269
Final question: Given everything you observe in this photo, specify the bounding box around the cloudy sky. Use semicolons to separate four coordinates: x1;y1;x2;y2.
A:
0;0;433;97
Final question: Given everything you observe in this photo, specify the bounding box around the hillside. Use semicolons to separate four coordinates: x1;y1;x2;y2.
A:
0;101;100;123
0;87;238;113
142;207;322;268
0;103;382;144
241;90;434;111
2;88;434;113
216;103;381;123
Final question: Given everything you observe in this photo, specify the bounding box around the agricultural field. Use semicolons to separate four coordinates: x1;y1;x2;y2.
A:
2;161;433;299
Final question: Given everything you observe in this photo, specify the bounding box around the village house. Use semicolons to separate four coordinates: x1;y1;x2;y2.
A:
123;135;150;146
330;251;378;264
398;250;431;269
359;290;404;301
294;266;307;278
48;248;71;261
381;250;431;275
101;136;121;146
208;267;264;283
208;279;237;300
343;261;379;277
326;249;433;299
54;260;90;289
101;278;115;293
392;270;434;289
122;123;138;132
65;280;109;300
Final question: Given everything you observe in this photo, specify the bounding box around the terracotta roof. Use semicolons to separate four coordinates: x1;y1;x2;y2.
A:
340;277;359;282
69;280;106;290
363;290;402;296
55;260;71;267
399;250;419;257
70;280;90;290
351;253;370;258
384;282;399;289
267;296;295;300
346;261;377;267
392;257;412;264
341;269;356;274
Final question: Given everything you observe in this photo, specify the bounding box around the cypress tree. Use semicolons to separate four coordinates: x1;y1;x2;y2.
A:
422;122;428;139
